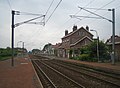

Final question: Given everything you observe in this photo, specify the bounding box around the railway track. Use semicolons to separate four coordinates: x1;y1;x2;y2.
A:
52;59;120;83
31;55;120;88
54;59;120;79
32;60;57;88
32;60;85;88
41;59;119;88
47;59;120;87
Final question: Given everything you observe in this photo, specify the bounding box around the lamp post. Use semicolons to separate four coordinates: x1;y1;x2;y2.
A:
90;29;100;62
17;41;24;57
17;41;22;48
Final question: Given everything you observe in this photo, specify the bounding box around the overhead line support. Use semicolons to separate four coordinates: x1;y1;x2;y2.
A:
77;6;115;64
78;6;112;22
11;10;45;66
11;10;15;66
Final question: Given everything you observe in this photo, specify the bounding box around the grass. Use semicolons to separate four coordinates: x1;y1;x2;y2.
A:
0;56;11;61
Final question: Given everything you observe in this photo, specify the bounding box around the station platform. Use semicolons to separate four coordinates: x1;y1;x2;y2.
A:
0;56;43;88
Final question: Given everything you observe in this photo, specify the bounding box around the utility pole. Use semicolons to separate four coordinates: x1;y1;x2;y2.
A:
11;10;15;66
112;8;115;64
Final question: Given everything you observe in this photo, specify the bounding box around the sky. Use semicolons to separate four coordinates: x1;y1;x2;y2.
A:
0;0;120;51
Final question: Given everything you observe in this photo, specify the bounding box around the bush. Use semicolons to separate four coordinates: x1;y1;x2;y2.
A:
69;56;74;59
69;54;98;62
69;56;79;60
90;58;98;62
78;54;97;62
78;54;90;61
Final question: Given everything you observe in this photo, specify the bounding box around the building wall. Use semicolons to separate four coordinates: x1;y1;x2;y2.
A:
115;44;120;61
62;37;70;49
70;28;92;44
60;27;93;58
70;38;92;49
106;35;120;61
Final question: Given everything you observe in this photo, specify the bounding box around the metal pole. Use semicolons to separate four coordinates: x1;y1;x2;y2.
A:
95;31;99;62
90;29;99;62
22;42;24;57
11;10;15;66
112;8;115;64
97;36;100;62
17;41;22;48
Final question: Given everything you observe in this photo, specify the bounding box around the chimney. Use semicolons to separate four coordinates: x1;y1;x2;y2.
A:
73;25;77;31
86;25;89;31
65;30;68;36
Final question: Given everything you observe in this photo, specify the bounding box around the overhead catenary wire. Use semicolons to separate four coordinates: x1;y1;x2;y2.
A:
116;5;120;9
20;0;56;43
88;0;116;14
73;0;96;15
45;0;62;24
78;7;112;22
6;0;12;10
83;0;117;23
45;0;55;16
60;0;95;28
70;15;103;19
14;15;45;27
12;10;45;48
56;0;96;38
73;0;116;25
15;11;44;16
14;1;48;43
80;0;116;18
75;0;119;30
79;7;109;11
22;27;44;45
95;0;116;11
74;0;96;15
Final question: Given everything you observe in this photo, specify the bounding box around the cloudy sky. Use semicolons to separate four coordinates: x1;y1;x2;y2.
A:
0;0;120;51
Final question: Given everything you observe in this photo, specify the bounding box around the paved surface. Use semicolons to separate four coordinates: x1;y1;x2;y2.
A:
0;56;43;88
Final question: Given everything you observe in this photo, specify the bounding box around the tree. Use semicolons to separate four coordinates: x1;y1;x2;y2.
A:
88;41;110;60
42;43;52;51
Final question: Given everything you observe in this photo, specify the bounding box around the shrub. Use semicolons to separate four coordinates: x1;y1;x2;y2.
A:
69;56;74;59
69;56;79;60
69;49;73;59
78;54;90;61
70;54;98;62
90;58;98;62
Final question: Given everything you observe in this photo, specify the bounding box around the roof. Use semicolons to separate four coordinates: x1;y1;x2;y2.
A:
52;43;62;49
107;42;120;45
59;36;93;49
106;35;120;45
62;27;93;39
70;36;93;46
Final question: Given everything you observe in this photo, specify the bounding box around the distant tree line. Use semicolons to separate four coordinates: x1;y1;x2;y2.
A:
0;47;26;60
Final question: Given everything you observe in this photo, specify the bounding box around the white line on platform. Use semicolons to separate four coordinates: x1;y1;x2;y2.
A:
21;63;28;64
